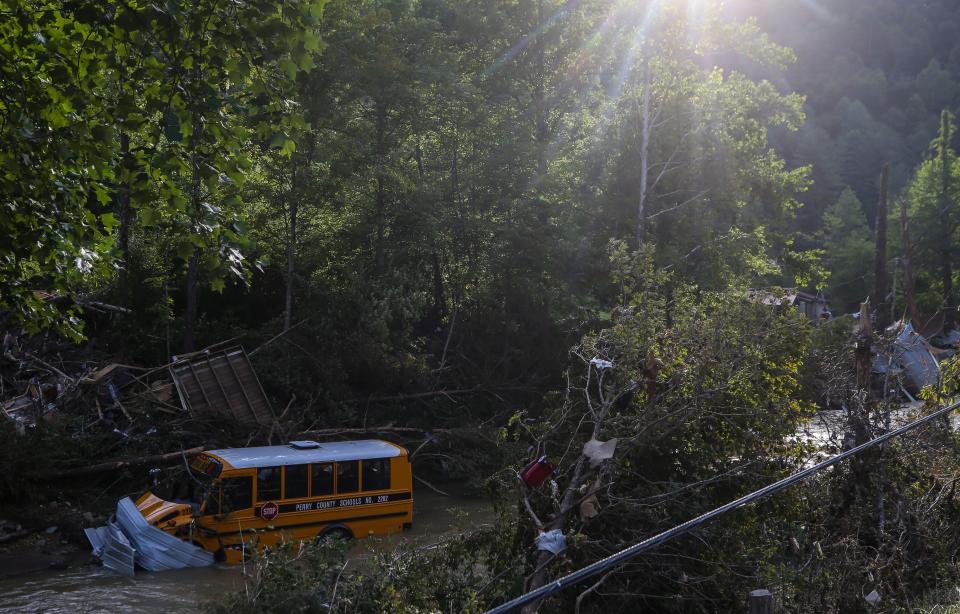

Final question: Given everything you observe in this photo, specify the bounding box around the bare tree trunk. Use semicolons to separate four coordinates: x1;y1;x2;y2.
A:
938;110;956;331
374;102;387;276
523;456;590;614
853;302;873;443
873;163;890;331
522;405;607;613
284;164;298;331
533;0;548;179
943;258;955;330
899;197;919;327
636;60;651;248
184;250;198;352
183;96;202;353
117;131;132;297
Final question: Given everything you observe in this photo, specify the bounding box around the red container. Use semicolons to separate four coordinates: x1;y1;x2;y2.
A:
520;456;554;488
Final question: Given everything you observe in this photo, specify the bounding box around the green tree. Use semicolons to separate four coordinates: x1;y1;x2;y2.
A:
820;187;873;312
905;110;960;329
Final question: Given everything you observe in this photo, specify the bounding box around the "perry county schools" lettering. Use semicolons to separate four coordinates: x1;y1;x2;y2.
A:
271;491;411;515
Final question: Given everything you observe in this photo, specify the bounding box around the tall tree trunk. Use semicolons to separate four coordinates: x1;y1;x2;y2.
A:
636;59;651;248
938;110;956;331
184;250;199;352
183;69;202;353
533;0;548;179
284;159;298;331
117;131;132;297
873;163;890;331
899;197;919;327
374;102;387;276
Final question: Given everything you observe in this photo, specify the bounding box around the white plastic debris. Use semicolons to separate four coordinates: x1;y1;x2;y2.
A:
865;589;880;605
583;438;618;467
589;358;613;370
536;529;567;555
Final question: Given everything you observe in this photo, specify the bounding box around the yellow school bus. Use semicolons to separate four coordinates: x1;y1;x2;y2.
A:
134;440;413;563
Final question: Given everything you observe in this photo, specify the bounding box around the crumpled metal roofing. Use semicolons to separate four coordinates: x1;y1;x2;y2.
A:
874;323;940;392
85;497;214;575
84;520;135;577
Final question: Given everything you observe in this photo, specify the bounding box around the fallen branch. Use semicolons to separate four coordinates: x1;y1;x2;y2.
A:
249;319;308;357
78;300;132;315
342;385;541;404
0;528;33;544
22;352;74;384
414;474;451;497
297;426;451;437
39;446;205;480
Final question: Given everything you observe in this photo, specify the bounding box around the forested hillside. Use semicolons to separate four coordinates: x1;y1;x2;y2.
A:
3;0;960;612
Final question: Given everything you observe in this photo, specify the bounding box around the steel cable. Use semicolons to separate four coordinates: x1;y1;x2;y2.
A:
486;399;960;614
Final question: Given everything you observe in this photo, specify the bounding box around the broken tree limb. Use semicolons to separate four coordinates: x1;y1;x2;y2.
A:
78;300;132;315
249;319;308;357
408;436;434;460
414;474;451;497
22;352;73;384
0;528;33;544
297;426;452;437
342;386;540;404
39;446;205;480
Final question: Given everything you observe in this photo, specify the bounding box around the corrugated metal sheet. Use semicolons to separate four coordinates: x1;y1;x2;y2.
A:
874;323;940;392
114;497;214;571
85;497;214;575
84;521;135;577
170;347;274;427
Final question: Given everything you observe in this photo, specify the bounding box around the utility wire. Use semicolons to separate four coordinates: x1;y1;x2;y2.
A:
485;399;960;614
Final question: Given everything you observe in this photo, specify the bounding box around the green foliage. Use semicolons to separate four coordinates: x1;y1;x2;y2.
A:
819;187;873;312
207;524;522;614
751;0;960;232
504;243;818;612
0;0;325;338
904;111;960;319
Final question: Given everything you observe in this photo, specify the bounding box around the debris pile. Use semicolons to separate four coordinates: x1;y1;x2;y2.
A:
1;332;275;448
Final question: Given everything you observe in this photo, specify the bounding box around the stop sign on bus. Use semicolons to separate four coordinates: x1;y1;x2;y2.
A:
261;501;279;521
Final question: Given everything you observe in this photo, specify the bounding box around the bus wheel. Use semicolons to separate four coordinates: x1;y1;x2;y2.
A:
317;526;353;543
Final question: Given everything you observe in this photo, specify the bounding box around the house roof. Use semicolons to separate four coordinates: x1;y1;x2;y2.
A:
206;440;405;469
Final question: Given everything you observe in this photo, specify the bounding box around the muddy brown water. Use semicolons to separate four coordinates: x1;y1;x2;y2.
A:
0;490;494;613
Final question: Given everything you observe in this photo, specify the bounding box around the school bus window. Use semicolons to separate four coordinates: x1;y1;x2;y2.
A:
362;458;391;491
337;461;359;494
284;464;308;499
311;463;334;496
219;476;252;514
257;467;281;501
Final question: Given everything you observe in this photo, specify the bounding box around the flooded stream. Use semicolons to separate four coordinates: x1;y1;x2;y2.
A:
0;490;494;613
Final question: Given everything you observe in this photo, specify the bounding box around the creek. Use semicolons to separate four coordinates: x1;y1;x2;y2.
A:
0;490;494;613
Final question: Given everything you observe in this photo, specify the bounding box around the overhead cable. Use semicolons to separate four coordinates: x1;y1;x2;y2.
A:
486;399;960;614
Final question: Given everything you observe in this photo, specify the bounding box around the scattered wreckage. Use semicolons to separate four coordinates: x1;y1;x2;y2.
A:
84;497;214;576
2;340;276;432
872;320;957;399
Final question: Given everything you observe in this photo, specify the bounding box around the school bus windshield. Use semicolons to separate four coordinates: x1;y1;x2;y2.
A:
189;455;222;481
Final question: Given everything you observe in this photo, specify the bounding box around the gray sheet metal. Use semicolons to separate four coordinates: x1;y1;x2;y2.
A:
115;497;214;571
84;522;135;577
85;497;214;575
876;323;940;391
